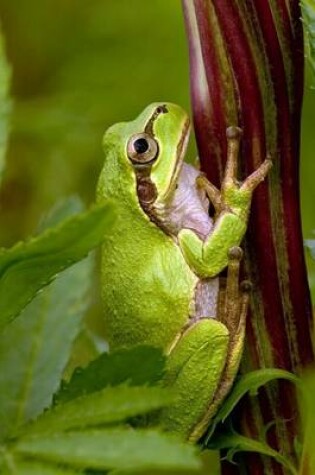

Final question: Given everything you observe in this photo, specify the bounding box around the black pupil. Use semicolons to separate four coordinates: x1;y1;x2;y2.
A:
134;138;149;154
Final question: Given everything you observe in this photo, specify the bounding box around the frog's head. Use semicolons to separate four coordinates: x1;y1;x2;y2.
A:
99;103;190;218
125;102;190;208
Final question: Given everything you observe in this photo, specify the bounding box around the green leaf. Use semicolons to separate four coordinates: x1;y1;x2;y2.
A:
24;386;171;436
305;238;315;259
0;202;115;331
1;458;82;475
0;197;103;440
110;468;202;475
206;368;300;440
0;26;11;180
14;429;202;472
207;432;298;475
0;254;94;441
200;450;220;475
113;453;219;475
62;328;102;381
55;346;166;404
36;196;84;233
298;370;315;473
301;0;315;83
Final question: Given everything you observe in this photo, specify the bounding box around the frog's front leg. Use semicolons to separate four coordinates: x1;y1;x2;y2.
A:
178;126;272;278
161;247;251;442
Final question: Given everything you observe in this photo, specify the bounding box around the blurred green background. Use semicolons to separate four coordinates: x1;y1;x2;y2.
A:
0;0;191;244
0;0;314;294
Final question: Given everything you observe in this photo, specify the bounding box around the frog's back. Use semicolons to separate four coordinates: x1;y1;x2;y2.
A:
100;200;197;350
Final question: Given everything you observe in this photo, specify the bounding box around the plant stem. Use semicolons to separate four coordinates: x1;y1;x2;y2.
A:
182;1;314;473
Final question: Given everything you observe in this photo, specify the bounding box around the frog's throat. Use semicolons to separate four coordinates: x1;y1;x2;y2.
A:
135;109;190;235
161;117;190;205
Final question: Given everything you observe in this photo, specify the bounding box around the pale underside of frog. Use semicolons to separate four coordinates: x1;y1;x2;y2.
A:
97;103;271;442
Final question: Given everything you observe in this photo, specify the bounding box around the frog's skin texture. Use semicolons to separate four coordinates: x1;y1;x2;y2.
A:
97;103;271;442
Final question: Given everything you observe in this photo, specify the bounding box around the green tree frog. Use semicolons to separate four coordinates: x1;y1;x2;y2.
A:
97;103;271;442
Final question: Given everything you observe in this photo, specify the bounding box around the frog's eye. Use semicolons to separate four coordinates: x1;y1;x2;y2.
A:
127;133;159;165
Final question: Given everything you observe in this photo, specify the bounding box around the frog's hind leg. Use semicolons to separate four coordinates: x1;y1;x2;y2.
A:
160;317;230;441
160;246;252;443
188;247;252;441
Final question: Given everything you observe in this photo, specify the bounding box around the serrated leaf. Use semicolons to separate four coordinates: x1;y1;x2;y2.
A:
0;202;115;331
2;458;82;475
206;368;300;441
207;432;297;475
36;196;84;233
24;386;171;436
0;26;11;180
301;0;315;82
55;346;166;404
0;255;93;441
62;329;102;381
14;429;202;472
0;195;96;440
109;470;201;475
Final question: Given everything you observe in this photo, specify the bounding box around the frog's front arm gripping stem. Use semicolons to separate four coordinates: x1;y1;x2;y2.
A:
178;127;272;278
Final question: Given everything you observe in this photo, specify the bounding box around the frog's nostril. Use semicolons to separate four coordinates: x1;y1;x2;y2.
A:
156;105;168;114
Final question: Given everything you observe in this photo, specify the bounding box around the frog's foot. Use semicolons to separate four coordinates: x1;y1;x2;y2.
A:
196;173;223;215
196;127;272;218
215;246;252;390
218;246;251;335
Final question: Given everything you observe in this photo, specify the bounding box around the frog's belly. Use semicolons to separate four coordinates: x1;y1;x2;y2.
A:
194;278;219;318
